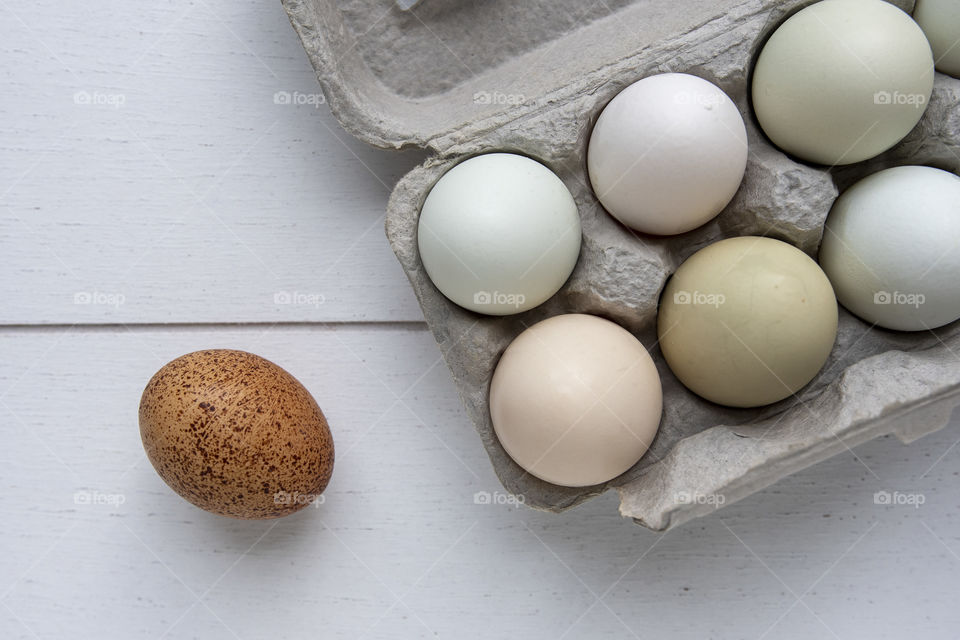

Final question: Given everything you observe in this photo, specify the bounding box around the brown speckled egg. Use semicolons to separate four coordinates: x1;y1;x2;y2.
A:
139;350;333;519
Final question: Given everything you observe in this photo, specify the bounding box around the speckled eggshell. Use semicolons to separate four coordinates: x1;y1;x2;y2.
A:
139;350;334;519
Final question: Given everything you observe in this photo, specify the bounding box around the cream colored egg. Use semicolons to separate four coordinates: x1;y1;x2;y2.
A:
489;314;662;487
752;0;934;165
658;237;838;408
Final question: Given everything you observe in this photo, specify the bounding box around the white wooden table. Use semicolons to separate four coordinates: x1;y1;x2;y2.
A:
2;1;959;638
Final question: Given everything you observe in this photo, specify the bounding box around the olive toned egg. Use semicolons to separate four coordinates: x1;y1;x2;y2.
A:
658;237;838;408
139;350;334;519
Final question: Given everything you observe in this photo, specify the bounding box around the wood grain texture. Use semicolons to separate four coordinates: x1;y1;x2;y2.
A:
0;0;427;325
2;327;960;639
2;1;960;638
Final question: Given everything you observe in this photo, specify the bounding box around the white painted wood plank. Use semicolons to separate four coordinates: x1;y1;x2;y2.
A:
0;0;427;325
2;326;960;639
3;0;960;637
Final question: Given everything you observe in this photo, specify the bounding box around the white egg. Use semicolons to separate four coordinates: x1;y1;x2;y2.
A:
819;166;960;331
914;0;960;77
417;153;581;315
587;73;747;236
752;0;934;166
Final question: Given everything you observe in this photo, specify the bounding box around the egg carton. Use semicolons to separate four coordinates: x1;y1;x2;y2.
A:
283;0;960;529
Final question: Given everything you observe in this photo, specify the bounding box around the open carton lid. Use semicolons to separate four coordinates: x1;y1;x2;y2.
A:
281;0;800;153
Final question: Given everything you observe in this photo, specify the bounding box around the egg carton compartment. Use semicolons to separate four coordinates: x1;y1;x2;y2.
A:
284;0;960;529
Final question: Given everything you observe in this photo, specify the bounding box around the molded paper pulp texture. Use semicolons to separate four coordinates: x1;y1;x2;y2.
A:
284;0;960;529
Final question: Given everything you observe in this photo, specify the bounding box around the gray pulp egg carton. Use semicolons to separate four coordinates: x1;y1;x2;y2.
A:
283;0;960;530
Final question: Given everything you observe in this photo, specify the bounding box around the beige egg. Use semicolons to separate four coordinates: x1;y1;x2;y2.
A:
139;350;334;519
489;314;663;487
658;237;838;408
